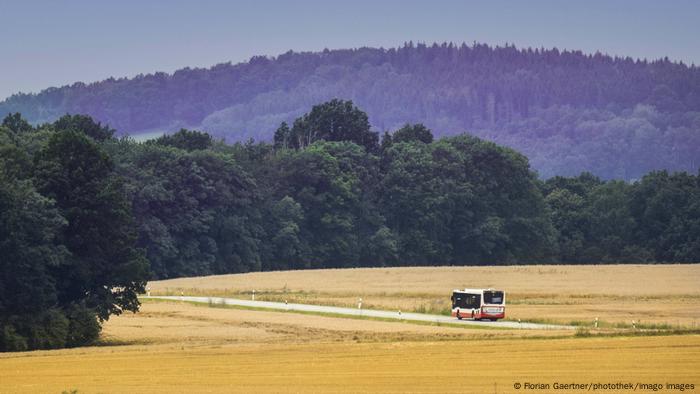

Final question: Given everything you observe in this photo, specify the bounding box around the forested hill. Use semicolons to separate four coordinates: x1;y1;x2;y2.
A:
1;42;699;179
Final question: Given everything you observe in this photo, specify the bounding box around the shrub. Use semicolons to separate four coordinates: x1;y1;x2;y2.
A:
65;305;101;347
27;309;70;349
0;324;28;352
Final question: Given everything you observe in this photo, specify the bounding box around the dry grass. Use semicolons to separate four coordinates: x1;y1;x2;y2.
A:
1;319;698;393
149;264;700;326
149;264;700;295
101;301;556;347
2;265;699;393
1;301;698;393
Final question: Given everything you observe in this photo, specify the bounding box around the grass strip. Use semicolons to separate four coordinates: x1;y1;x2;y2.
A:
140;298;700;339
139;297;507;331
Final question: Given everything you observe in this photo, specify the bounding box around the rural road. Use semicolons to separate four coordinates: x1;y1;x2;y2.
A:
142;295;573;330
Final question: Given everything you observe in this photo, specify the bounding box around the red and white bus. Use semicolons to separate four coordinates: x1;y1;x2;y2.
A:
451;289;505;321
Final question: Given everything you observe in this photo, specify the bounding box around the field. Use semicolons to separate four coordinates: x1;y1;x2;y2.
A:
2;265;699;393
1;301;699;393
150;264;700;327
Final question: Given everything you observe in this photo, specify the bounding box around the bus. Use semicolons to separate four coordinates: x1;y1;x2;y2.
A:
451;288;505;321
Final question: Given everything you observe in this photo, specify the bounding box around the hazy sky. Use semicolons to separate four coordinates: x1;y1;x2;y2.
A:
1;0;698;100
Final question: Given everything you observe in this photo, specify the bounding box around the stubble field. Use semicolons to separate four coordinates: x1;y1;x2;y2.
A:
1;264;699;393
150;264;700;327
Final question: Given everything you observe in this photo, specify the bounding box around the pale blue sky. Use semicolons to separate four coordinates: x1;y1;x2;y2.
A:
1;0;698;100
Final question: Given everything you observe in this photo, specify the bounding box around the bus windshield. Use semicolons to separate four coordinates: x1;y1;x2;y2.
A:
483;291;504;305
452;292;481;309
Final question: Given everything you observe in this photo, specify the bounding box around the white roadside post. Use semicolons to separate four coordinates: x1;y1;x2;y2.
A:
595;317;599;328
252;289;256;301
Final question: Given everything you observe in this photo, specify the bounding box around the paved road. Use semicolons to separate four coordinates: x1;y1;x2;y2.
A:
143;295;572;330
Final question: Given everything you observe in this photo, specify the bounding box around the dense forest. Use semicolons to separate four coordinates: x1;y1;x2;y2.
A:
1;43;699;179
1;101;699;351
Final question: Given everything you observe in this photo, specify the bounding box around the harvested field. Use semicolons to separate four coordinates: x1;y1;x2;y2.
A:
1;301;698;393
149;264;700;326
102;300;560;346
2;265;699;393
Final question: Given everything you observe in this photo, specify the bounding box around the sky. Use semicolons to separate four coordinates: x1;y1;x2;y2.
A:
1;0;699;100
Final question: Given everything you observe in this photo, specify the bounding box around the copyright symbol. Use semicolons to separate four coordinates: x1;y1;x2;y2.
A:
514;382;521;389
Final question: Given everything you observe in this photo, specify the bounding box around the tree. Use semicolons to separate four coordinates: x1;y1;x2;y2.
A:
379;141;454;264
364;226;399;266
0;174;68;351
2;113;32;133
586;181;639;262
544;188;588;262
153;128;213;151
273;122;292;150
288;99;379;152
33;130;148;321
1;127;110;351
53;114;114;142
629;171;700;262
444;135;554;263
110;140;259;278
266;196;305;270
391;123;434;144
274;141;382;268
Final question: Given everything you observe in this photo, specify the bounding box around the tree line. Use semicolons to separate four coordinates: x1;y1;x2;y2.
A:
2;42;699;179
1;100;698;351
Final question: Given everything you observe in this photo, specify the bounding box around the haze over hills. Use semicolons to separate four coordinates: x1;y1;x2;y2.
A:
1;42;699;179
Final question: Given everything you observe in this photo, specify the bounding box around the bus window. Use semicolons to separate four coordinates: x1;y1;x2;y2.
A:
484;291;504;305
452;292;481;309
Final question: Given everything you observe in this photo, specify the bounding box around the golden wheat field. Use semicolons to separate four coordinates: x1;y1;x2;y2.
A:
2;265;699;393
1;300;699;394
150;264;700;326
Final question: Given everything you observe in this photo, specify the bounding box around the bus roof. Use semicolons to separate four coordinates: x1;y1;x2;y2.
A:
452;288;504;294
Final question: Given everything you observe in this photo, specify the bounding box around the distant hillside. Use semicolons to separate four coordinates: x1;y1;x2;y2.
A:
2;42;699;179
